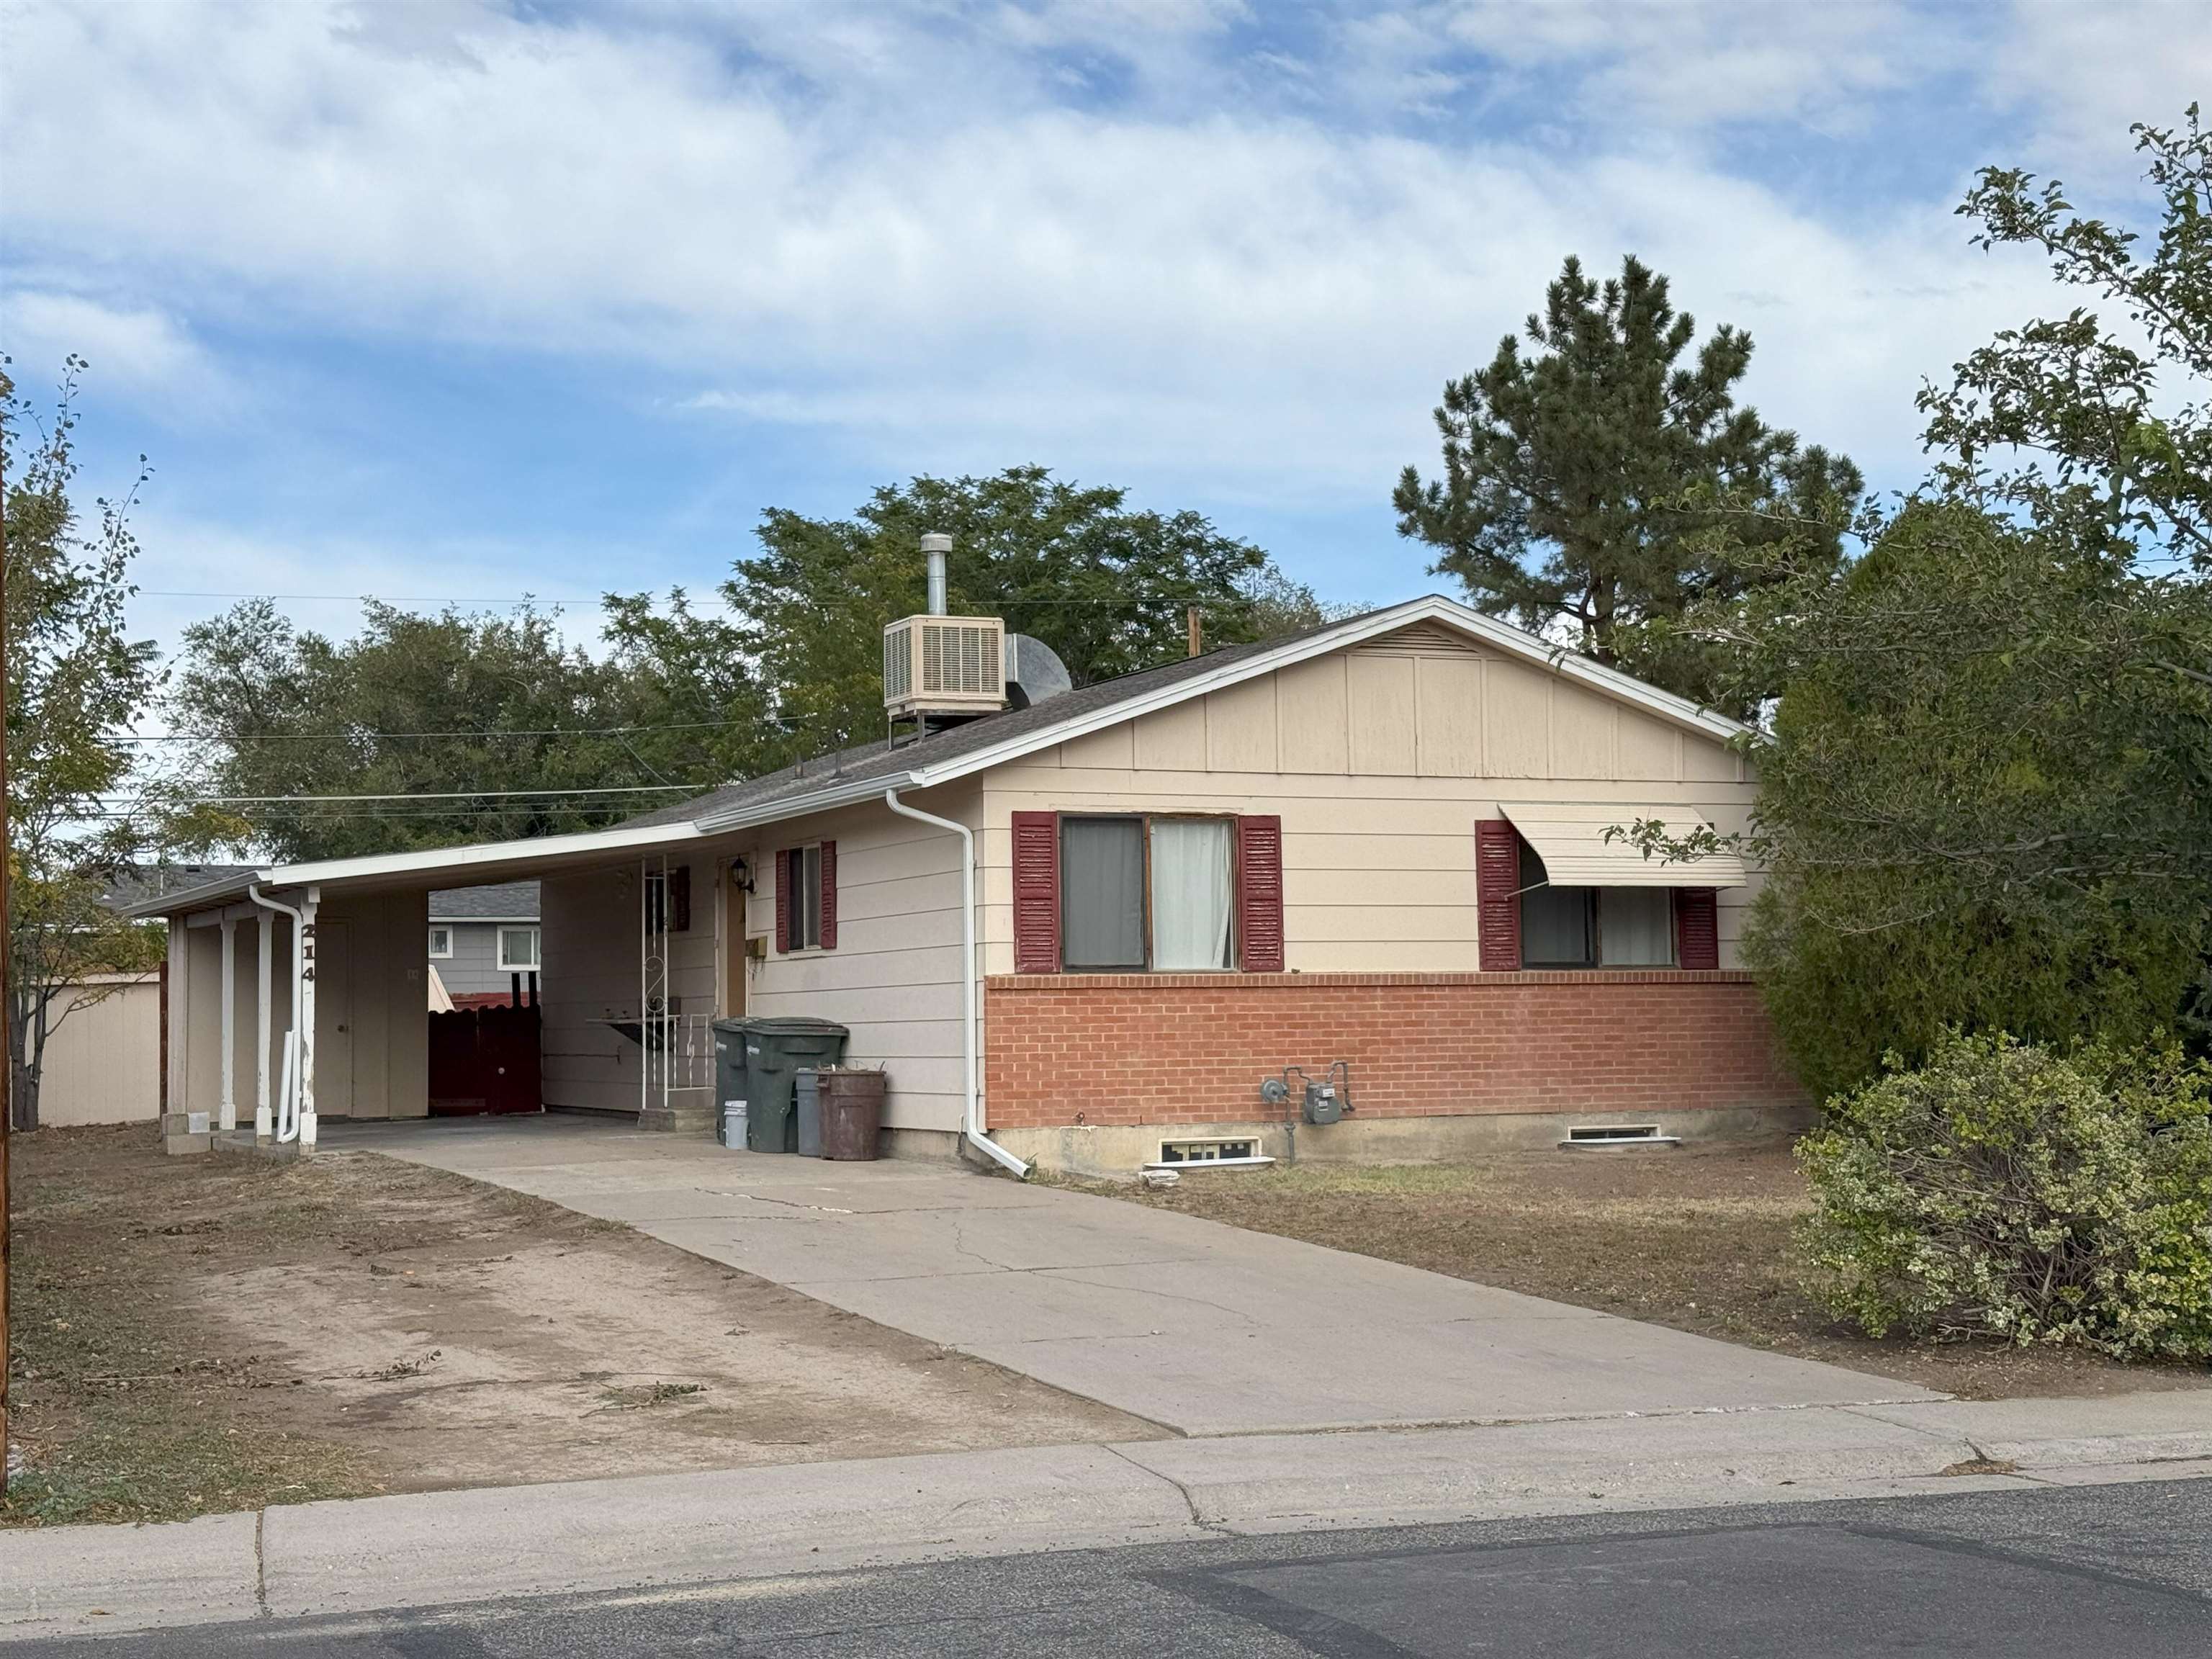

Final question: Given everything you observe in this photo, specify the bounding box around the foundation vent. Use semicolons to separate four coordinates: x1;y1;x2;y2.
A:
1560;1123;1680;1150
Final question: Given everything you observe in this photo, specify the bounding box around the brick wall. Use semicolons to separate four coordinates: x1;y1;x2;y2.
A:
984;971;1802;1128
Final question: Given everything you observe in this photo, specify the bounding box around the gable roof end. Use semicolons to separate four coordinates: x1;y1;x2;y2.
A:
692;595;1749;833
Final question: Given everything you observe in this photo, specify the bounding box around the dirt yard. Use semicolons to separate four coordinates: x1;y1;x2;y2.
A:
1083;1146;2212;1401
2;1125;1157;1529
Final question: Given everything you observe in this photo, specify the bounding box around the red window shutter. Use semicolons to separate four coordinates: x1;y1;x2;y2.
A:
669;865;691;933
818;840;837;951
1012;811;1060;973
1236;815;1285;973
774;848;791;954
1676;887;1719;970
1475;819;1521;971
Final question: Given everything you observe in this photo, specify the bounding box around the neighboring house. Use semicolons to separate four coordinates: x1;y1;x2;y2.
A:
128;588;1797;1172
30;973;163;1127
428;882;541;1005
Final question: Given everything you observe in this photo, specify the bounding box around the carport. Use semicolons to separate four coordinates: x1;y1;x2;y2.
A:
127;818;729;1154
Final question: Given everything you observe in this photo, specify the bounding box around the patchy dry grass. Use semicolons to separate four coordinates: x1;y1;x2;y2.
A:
4;1123;1156;1529
1074;1146;2212;1401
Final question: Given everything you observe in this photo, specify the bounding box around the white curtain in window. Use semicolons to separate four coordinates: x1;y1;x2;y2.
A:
1063;818;1146;968
1600;887;1673;966
1150;819;1234;971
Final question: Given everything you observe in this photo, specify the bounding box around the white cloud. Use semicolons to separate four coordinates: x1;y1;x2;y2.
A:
0;289;231;418
0;0;2181;529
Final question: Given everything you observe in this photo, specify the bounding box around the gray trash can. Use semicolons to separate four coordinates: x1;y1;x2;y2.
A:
740;1018;850;1153
794;1069;824;1158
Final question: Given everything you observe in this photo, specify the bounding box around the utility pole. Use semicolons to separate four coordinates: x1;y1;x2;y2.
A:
1186;605;1202;659
1;428;12;1496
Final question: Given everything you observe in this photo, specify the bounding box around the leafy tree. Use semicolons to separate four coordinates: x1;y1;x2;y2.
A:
168;600;703;863
597;590;775;788
1631;111;2212;1094
3;359;166;1129
724;467;1326;755
1919;104;2212;573
1717;503;2210;1096
1393;254;1861;709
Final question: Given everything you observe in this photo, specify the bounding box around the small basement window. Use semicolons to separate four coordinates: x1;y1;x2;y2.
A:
1157;1138;1261;1164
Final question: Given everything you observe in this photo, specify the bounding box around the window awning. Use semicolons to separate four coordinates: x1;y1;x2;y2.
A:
1496;802;1748;889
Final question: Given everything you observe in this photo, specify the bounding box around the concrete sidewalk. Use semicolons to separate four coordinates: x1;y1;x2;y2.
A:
349;1115;1938;1434
6;1390;2208;1642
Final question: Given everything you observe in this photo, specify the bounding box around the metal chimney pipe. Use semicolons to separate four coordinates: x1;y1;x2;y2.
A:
921;532;951;616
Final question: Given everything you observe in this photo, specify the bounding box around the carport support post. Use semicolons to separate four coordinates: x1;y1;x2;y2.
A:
255;908;274;1141
298;886;320;1151
217;914;237;1133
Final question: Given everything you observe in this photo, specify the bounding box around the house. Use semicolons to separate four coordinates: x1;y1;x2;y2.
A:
128;583;1798;1174
428;881;541;1007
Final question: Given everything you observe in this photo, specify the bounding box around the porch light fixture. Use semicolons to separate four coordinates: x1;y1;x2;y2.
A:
729;856;755;896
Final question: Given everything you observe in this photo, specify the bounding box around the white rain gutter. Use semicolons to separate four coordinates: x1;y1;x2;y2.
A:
883;789;1029;1179
249;885;307;1143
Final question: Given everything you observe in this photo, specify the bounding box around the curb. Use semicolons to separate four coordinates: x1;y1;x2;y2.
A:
5;1397;2209;1642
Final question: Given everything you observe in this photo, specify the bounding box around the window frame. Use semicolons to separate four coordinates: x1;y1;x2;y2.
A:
786;842;824;953
427;925;454;960
1516;840;1679;971
1058;811;1239;974
496;925;541;973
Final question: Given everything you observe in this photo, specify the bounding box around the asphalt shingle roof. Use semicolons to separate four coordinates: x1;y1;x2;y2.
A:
621;613;1372;831
428;881;539;920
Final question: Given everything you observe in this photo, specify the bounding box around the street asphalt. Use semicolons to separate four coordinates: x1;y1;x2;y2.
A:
19;1477;2211;1657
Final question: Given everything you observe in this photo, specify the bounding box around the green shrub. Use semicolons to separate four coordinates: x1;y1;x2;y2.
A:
1795;1031;2212;1360
1743;869;2206;1102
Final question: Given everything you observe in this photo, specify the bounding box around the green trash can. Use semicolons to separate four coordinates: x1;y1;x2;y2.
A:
739;1018;850;1153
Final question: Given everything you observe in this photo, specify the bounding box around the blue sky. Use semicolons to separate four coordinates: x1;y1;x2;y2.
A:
2;0;2203;676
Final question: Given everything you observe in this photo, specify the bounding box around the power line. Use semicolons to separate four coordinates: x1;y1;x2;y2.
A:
123;785;709;805
135;588;1331;609
117;715;779;745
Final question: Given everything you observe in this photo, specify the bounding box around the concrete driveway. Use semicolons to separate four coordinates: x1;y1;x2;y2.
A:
349;1116;1939;1436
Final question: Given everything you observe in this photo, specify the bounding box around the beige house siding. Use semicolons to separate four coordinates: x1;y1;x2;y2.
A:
739;785;978;1138
539;851;717;1115
315;891;431;1120
535;788;977;1136
36;974;163;1126
979;625;1757;977
159;894;426;1125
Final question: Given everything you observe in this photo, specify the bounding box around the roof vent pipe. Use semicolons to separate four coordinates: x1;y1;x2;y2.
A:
922;531;951;617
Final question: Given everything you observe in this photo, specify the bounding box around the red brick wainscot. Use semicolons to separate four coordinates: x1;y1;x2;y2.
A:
983;971;1804;1133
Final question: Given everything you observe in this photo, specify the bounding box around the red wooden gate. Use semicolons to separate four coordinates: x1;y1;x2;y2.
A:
428;1004;541;1115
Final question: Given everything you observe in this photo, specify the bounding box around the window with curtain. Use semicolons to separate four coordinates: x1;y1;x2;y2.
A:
1517;841;1677;968
1060;814;1235;971
788;845;822;950
1150;819;1234;970
1599;887;1674;966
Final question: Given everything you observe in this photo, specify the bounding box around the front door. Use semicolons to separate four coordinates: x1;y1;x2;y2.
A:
315;918;354;1118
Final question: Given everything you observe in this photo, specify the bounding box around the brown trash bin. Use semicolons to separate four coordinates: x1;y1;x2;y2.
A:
819;1068;887;1161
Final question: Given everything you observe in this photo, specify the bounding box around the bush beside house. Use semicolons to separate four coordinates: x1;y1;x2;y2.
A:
1796;1032;2212;1361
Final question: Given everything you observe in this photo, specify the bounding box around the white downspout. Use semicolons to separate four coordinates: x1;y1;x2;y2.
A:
255;907;274;1141
250;885;307;1143
884;788;1029;1179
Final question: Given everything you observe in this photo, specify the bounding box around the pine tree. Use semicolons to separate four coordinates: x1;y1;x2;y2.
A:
1393;255;1860;707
